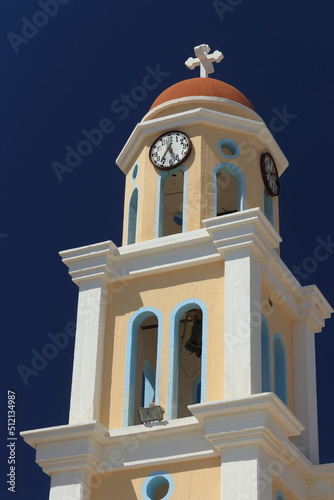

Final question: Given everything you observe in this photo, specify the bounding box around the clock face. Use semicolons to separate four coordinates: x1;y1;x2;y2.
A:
149;131;191;170
260;153;280;196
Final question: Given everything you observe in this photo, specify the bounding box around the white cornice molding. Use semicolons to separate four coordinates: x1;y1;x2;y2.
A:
189;392;304;438
21;421;110;448
21;421;109;475
203;207;281;260
142;95;261;122
116;106;288;176
59;210;332;330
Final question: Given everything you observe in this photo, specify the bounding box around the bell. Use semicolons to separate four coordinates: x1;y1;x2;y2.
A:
184;320;202;357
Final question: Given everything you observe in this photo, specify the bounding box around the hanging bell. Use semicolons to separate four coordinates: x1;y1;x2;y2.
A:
184;320;202;358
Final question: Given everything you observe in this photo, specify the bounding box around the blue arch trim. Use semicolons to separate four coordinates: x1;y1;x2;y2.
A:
127;187;139;244
261;315;271;392
275;490;285;500
167;298;208;420
142;471;174;500
123;307;163;426
154;165;188;238
263;188;274;225
217;138;240;159
273;333;287;404
213;162;246;217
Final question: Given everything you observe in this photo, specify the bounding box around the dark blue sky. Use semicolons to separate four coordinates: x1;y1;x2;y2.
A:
1;1;334;498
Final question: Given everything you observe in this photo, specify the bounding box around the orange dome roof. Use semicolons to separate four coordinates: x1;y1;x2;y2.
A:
150;77;255;111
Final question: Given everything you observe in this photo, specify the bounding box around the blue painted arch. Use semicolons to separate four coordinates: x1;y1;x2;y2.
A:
213;162;246;217
167;298;208;420
123;307;163;426
273;333;287;404
261;314;271;393
127;187;139;244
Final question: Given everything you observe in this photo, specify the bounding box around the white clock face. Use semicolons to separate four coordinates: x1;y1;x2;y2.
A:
149;131;191;170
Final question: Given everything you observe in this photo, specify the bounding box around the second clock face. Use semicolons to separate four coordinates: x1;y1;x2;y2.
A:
260;152;280;196
149;131;191;170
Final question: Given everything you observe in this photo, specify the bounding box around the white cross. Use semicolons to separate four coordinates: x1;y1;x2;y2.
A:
185;44;224;78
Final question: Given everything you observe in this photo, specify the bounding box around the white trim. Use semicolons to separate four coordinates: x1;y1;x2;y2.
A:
223;247;262;399
142;95;260;122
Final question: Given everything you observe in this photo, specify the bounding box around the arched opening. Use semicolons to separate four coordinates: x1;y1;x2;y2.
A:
168;300;207;420
214;163;245;217
274;334;287;404
177;308;202;418
261;315;271;392
216;171;238;215
124;309;162;426
263;188;274;224
156;169;185;237
127;188;138;244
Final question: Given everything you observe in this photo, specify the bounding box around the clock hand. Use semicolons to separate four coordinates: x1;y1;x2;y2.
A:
161;140;173;160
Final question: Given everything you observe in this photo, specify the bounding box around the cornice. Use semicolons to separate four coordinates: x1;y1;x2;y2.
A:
21;421;109;476
59;210;332;330
189;392;304;438
116;106;288;176
142;95;260;122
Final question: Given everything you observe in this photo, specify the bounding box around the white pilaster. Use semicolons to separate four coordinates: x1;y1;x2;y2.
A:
49;470;91;500
293;321;319;464
224;248;262;398
69;277;108;424
221;445;272;500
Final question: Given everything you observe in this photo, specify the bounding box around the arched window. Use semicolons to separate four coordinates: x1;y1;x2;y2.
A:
155;167;187;238
274;334;287;404
123;308;162;426
167;299;207;420
213;163;246;217
261;315;271;392
263;188;274;225
127;188;138;244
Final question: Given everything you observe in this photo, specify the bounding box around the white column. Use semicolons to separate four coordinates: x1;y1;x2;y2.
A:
69;277;108;424
49;470;91;500
224;248;262;399
293;321;319;464
221;445;272;500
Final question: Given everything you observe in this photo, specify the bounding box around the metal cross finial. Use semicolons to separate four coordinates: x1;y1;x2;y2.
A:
185;44;224;78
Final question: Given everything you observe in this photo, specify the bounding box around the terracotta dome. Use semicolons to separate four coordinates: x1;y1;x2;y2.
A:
150;77;255;111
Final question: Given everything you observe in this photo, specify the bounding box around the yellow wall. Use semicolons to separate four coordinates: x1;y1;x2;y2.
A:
100;261;224;429
261;284;295;413
91;457;221;500
122;121;280;246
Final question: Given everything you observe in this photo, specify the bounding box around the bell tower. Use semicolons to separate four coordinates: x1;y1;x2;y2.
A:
22;45;334;500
